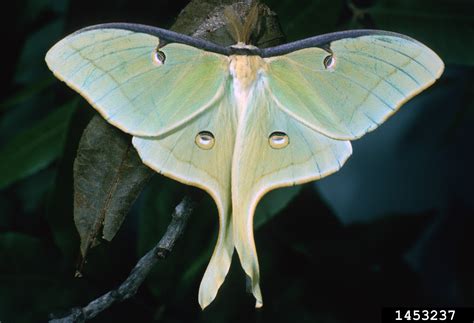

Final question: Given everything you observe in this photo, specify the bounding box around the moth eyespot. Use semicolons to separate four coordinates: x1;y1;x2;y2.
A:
195;131;215;150
268;131;289;149
323;55;335;69
153;50;166;65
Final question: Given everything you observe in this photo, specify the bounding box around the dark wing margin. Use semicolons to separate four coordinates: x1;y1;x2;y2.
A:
75;23;232;56
261;29;422;57
73;25;426;58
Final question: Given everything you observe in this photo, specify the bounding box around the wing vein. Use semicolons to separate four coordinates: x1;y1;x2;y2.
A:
369;40;434;78
338;49;421;86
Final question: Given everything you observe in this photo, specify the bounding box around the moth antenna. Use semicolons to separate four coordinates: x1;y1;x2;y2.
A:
224;6;244;43
242;1;260;44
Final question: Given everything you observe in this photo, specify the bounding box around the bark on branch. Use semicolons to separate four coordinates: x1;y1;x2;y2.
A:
49;197;195;323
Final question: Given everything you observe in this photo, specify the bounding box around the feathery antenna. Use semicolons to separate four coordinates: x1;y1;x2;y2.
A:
224;1;261;44
224;6;244;43
242;2;260;44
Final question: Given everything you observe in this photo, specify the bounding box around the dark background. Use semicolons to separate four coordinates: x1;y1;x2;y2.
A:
0;0;473;322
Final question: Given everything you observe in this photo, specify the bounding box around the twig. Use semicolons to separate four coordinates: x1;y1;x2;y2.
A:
49;196;195;323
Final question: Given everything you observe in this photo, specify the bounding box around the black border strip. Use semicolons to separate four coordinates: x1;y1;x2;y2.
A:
75;23;418;57
261;29;419;57
75;23;232;56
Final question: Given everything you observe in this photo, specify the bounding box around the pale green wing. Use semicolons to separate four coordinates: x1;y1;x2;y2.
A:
265;35;444;140
132;88;237;309
45;28;229;136
231;84;352;307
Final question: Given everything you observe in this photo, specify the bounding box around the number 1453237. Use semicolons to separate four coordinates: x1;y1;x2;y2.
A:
382;308;474;322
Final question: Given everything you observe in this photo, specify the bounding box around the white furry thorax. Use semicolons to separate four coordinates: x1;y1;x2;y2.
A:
229;43;267;121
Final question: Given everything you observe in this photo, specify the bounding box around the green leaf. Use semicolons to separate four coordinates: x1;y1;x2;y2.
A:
19;0;69;25
136;177;184;258
16;168;57;213
353;0;474;65
0;77;54;112
137;177;203;299
254;185;303;229
0;232;94;323
14;19;65;84
265;0;344;40
0;232;55;273
0;232;51;322
0;99;77;190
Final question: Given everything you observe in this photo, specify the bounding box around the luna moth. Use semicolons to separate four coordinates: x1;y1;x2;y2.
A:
45;5;444;309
